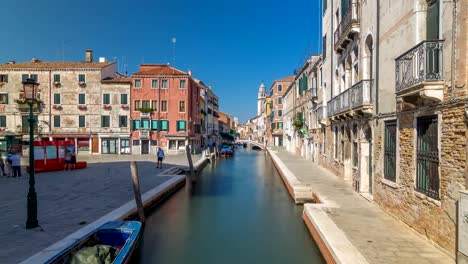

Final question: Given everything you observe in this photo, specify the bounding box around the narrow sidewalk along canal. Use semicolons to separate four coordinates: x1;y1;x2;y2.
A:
138;148;325;263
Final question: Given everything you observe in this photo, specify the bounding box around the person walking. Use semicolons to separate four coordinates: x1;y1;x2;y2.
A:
70;151;77;170
156;148;165;169
0;156;5;176
64;150;72;171
10;152;21;177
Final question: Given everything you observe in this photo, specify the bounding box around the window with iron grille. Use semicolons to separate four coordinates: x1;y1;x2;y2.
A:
384;120;397;182
416;115;439;199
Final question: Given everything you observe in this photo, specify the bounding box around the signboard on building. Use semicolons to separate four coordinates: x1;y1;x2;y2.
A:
459;190;468;259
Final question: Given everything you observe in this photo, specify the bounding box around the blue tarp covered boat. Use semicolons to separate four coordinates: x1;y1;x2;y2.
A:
45;221;142;264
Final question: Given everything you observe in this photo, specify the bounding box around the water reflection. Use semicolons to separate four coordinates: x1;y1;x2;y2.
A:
138;148;324;264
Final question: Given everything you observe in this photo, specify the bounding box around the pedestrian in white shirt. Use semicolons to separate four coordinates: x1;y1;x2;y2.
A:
9;152;21;177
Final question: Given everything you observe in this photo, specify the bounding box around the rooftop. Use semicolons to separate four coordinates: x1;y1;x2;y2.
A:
101;77;133;84
133;64;188;76
0;61;114;70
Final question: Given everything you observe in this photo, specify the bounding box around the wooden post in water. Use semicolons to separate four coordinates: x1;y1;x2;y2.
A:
130;161;145;223
185;145;194;178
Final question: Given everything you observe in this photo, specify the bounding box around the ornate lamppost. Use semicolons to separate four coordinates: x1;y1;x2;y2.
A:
22;78;39;229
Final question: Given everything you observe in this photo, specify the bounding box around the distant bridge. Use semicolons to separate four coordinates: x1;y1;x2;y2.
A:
235;140;265;150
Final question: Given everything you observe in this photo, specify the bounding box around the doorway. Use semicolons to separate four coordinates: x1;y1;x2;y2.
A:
141;140;149;154
92;137;99;153
359;124;373;194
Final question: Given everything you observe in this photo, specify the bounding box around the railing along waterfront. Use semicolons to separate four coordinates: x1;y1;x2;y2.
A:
334;2;359;47
395;40;444;92
328;79;374;116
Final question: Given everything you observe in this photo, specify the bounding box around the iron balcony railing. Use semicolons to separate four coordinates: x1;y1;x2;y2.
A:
395;40;444;92
334;2;359;48
328;79;374;116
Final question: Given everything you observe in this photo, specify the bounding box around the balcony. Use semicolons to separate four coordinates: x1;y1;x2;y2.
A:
395;40;444;104
317;105;327;125
311;87;318;102
328;79;374;118
334;2;360;51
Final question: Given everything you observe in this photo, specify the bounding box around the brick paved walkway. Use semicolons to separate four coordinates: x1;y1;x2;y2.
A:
270;148;454;264
0;154;196;264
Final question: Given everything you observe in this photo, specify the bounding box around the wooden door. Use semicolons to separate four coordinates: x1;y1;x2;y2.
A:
92;137;99;153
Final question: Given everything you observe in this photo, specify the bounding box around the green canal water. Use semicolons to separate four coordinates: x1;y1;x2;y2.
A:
137;148;325;264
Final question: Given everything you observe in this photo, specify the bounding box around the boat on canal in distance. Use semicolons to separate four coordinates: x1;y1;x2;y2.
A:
219;145;234;156
44;221;142;264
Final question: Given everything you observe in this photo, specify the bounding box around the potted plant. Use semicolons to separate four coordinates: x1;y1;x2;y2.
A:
138;107;153;113
53;104;62;110
78;81;86;87
293;113;304;129
0;82;5;87
53;81;61;87
78;105;87;110
121;104;129;110
103;104;112;110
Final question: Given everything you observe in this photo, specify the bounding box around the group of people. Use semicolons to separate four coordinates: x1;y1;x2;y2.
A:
64;149;77;170
0;151;22;177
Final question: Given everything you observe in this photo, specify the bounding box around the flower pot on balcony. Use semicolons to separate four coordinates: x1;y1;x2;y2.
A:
103;105;112;110
53;81;61;87
53;105;62;110
78;104;87;110
78;81;86;87
0;82;5;87
121;104;129;110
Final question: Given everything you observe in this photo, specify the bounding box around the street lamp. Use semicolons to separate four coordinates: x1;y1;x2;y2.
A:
22;78;39;229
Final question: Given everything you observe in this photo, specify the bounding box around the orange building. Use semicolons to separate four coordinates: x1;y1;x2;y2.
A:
130;64;201;154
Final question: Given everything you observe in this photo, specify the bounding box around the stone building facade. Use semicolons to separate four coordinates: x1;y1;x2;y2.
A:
372;0;467;256
269;76;293;147
0;50;131;154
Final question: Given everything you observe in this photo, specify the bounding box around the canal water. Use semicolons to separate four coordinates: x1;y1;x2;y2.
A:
138;148;324;263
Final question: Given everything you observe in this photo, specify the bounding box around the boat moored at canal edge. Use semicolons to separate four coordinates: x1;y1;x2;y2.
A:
44;221;142;264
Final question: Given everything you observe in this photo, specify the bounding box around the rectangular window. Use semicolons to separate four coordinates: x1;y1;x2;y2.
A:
79;115;86;128
78;74;86;83
384;121;397;182
134;79;141;88
120;94;128;104
0;94;8;104
160;120;169;131
22;74;29;82
278;122;283;129
278;84;282;92
161;100;168;112
177;120;186;131
53;74;60;83
161;79;168;88
322;35;327;60
53;93;61;104
133;140;140;146
151;120;159;130
179;101;185;112
323;0;327;14
22;115;38;133
103;94;110;104
132;120;141;130
416;115;439;199
151;79;158;88
142;100;150;109
101;116;110;127
141;119;150;129
277;97;282;104
53;115;61;128
30;74;38;82
341;127;345;162
278;110;282;117
179;80;186;88
151;140;158;146
0;74;8;83
78;94;86;104
0;116;6;127
151;100;157;111
119;116;128;127
134;100;141;111
353;142;358;167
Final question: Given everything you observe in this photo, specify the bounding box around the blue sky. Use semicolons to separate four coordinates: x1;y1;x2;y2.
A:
2;0;321;123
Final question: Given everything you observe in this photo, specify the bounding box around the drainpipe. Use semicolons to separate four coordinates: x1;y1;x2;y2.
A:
450;0;457;100
330;0;334;104
375;0;380;120
48;70;52;141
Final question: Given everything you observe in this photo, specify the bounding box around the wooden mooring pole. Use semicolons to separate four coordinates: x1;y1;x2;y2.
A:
130;161;145;223
186;145;194;178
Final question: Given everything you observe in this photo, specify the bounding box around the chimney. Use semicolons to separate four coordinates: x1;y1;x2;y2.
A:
99;57;107;63
188;69;192;76
85;49;93;62
31;58;41;63
7;61;15;64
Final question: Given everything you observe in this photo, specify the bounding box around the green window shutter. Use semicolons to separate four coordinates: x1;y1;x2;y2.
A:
101;116;104;127
103;94;110;104
54;94;60;104
151;120;159;130
121;94;128;104
54;115;60;127
79;94;86;104
53;74;60;82
177;120;186;131
5;94;8;104
79;116;85;127
142;120;150;129
162;120;168;131
427;0;440;40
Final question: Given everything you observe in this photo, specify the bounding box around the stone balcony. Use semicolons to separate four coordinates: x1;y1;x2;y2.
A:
334;2;360;52
317;105;327;125
328;79;374;119
395;40;444;105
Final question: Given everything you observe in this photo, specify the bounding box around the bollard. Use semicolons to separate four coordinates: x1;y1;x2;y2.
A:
130;161;145;223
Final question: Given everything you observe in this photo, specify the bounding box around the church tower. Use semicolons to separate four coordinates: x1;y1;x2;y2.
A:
257;81;266;116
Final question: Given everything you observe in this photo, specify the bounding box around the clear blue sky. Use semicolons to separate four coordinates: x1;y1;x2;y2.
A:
2;0;321;123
